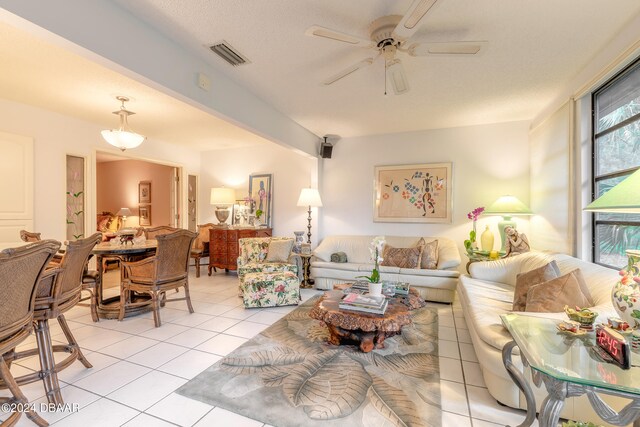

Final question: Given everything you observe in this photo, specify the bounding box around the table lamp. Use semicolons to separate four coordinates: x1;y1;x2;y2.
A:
210;187;235;225
116;207;132;228
485;195;533;251
584;168;640;327
297;188;323;244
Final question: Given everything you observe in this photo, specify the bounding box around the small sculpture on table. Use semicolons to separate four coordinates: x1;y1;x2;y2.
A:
504;226;530;257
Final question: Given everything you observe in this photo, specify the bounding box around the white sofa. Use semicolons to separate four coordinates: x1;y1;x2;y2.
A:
458;251;628;424
310;235;461;303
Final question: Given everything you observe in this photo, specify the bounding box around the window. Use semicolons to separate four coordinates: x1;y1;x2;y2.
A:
592;57;640;268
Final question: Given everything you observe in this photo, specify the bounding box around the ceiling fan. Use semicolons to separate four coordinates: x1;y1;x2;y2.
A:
305;0;486;95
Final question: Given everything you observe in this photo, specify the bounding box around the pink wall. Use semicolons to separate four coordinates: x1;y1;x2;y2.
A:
97;159;173;227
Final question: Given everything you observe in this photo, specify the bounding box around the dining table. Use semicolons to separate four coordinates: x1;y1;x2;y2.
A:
92;239;157;319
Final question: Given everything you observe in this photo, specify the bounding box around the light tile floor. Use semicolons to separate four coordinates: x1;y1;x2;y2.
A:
0;269;534;426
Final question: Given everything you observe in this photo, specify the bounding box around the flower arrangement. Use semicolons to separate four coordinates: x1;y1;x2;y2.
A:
464;207;484;254
356;236;385;283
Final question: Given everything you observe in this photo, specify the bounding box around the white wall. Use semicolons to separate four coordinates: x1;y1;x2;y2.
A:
529;102;574;254
0;98;201;242
319;121;531;257
199;144;318;240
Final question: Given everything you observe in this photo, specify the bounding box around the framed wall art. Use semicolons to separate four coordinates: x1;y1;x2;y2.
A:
139;181;151;203
373;163;452;223
139;205;151;226
248;174;272;227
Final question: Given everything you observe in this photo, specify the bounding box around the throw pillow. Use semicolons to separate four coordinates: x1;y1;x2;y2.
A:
419;238;439;269
525;269;594;313
266;239;294;263
512;261;561;311
381;244;424;269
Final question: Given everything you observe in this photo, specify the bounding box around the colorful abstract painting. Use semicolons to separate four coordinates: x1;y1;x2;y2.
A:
374;163;452;223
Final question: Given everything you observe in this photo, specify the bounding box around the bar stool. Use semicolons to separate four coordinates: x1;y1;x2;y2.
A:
4;233;101;404
0;240;60;426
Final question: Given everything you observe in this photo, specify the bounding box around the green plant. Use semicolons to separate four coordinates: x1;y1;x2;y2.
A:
256;209;263;219
355;236;385;283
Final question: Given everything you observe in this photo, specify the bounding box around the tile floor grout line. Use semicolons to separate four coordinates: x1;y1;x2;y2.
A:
452;293;476;424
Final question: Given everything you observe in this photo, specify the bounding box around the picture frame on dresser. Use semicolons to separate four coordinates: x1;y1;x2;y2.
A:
248;174;272;227
373;162;453;224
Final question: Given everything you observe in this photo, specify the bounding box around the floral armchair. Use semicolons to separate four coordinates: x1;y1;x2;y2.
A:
237;237;302;290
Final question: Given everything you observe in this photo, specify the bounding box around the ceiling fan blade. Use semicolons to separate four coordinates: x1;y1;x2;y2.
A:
386;59;410;95
305;25;374;48
322;58;375;85
408;41;487;56
392;0;438;41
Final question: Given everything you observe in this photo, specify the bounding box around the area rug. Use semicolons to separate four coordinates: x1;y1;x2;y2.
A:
177;295;441;426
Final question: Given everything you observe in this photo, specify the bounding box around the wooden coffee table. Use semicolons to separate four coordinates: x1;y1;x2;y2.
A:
309;289;421;352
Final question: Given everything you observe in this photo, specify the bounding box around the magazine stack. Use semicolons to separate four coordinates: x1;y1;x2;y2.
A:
339;293;388;315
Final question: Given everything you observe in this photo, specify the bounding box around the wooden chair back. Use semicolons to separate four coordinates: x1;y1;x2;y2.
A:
37;233;101;306
193;223;214;252
156;230;196;282
144;226;178;240
0;240;60;343
19;230;42;243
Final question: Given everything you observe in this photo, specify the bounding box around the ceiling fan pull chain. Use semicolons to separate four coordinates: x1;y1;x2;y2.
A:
384;61;388;96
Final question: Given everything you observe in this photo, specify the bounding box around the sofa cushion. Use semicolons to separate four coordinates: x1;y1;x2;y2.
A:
469;251;555;287
266;239;294;262
358;264;401;274
420;239;438;269
512;261;561;311
381;244;423;269
398;268;460;278
525;269;593;312
312;261;359;272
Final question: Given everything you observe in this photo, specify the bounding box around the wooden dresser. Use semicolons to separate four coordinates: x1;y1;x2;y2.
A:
208;227;272;274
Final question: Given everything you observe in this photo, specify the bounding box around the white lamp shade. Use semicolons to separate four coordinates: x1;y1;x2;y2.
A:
101;130;145;151
210;187;236;205
485;195;532;215
116;207;132;217
297;188;323;207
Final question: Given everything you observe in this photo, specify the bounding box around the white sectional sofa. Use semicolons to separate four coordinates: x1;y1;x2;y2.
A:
458;251;626;424
310;235;461;303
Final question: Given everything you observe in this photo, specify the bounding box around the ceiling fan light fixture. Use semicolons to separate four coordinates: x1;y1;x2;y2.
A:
101;96;146;151
387;59;410;95
403;0;437;29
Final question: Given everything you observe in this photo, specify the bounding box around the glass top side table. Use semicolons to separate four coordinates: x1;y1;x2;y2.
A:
501;313;640;427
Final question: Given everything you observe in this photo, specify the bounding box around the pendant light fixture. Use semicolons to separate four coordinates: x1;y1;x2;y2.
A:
101;96;146;151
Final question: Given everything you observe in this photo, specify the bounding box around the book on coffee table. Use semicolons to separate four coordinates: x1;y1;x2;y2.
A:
340;300;388;315
339;293;388;314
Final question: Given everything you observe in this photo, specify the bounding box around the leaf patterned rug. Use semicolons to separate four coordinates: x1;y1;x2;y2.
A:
176;295;441;426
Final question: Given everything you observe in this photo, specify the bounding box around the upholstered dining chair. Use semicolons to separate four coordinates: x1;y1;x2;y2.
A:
20;229;63;265
0;240;60;427
190;223;214;278
144;225;178;241
5;233;101;405
119;229;196;327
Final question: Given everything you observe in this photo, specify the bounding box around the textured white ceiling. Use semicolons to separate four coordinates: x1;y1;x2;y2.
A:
2;1;640;150
113;0;640;138
0;21;268;151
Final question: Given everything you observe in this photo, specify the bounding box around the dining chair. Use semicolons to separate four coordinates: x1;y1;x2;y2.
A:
143;225;178;240
190;223;214;278
0;240;60;427
19;230;63;265
119;229;196;327
5;233;101;405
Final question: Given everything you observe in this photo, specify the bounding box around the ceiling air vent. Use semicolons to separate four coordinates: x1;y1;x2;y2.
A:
208;41;250;67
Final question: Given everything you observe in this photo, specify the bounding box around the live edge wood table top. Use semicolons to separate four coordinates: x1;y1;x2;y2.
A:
309;285;426;352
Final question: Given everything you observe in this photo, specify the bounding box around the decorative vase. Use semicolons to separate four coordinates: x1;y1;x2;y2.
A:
481;225;494;252
293;231;305;253
369;282;382;297
611;250;640;328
